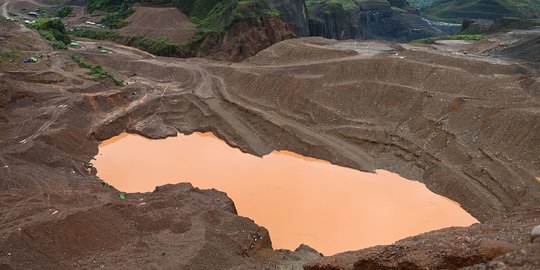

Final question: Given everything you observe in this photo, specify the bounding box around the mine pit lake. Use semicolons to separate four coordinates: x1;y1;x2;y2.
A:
94;132;478;255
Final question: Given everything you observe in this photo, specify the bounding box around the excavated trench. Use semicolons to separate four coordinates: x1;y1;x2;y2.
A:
94;132;477;255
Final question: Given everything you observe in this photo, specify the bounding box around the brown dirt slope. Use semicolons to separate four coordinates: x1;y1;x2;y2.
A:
304;207;539;270
117;4;196;43
466;28;540;67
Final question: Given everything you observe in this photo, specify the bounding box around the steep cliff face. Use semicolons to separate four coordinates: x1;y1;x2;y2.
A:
268;0;310;36
195;16;296;62
306;0;456;41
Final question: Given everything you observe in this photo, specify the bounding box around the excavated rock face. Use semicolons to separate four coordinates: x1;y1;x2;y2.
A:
306;0;454;41
461;19;495;34
268;0;310;36
196;16;296;62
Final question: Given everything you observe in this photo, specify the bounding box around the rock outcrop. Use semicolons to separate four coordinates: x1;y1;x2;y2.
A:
196;16;296;62
461;18;495;34
306;0;457;42
305;207;540;270
268;0;310;36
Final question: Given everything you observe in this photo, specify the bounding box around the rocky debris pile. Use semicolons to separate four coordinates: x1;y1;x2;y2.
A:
305;207;540;270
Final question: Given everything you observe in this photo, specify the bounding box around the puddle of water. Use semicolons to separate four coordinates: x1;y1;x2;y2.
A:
94;132;478;255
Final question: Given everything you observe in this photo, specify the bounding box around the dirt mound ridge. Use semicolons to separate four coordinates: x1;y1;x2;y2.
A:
117;5;196;43
246;37;357;65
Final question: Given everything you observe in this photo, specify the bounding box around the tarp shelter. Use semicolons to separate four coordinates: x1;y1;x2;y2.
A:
70;42;80;47
28;53;43;63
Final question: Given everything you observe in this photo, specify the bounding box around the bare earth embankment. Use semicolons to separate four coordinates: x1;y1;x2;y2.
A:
0;15;539;269
117;4;196;43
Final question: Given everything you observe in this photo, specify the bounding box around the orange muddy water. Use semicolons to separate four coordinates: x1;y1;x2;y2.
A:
94;132;478;255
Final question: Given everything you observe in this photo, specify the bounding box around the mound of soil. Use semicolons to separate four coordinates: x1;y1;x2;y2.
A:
246;37;357;65
117;5;196;44
0;17;50;51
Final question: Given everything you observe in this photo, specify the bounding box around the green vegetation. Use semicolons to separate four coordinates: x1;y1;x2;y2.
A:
529;18;540;25
86;0;281;33
87;0;135;28
306;0;394;12
305;0;394;25
29;18;71;49
88;0;134;13
56;6;73;18
407;0;434;9
411;34;485;44
421;0;540;23
0;48;21;62
70;54;124;86
387;0;411;9
306;0;358;12
184;0;281;46
70;28;123;40
70;28;189;57
84;0;282;52
99;6;134;28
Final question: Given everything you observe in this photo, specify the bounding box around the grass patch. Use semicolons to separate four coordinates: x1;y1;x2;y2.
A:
0;48;21;62
70;28;189;57
56;6;73;18
70;54;124;86
28;18;71;49
88;0;135;28
411;34;485;44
